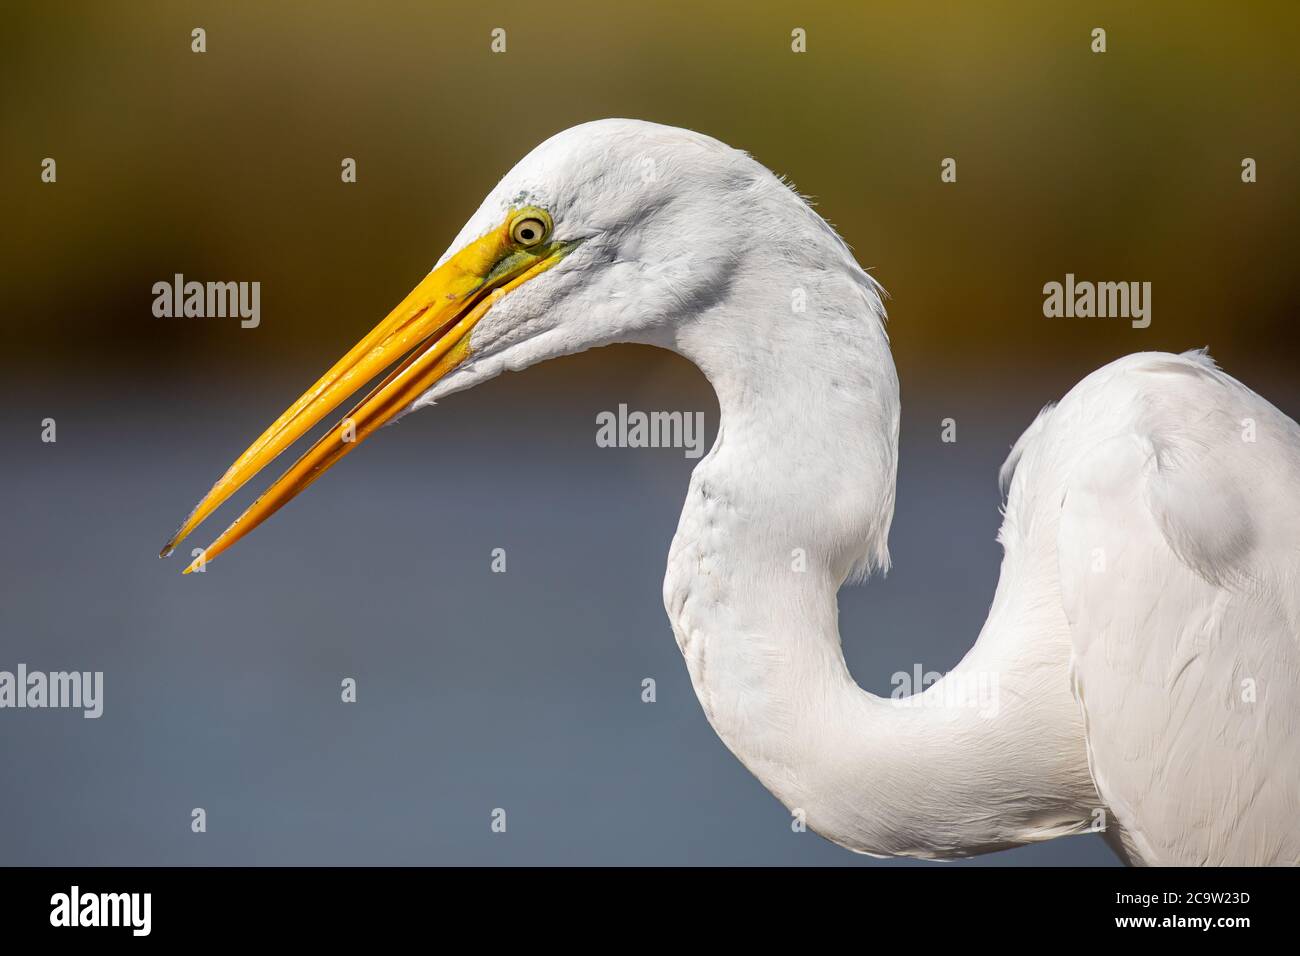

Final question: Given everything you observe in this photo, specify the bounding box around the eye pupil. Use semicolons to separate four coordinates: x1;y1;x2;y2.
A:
513;215;547;245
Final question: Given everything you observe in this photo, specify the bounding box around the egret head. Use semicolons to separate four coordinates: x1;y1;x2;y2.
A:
404;119;760;400
161;118;878;570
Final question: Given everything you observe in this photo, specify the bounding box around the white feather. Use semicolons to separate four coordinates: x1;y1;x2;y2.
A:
416;121;1298;864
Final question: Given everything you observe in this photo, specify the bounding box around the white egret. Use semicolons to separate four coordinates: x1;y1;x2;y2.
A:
162;120;1300;865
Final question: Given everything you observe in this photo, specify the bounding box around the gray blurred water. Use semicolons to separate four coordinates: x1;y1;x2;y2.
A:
12;349;1287;866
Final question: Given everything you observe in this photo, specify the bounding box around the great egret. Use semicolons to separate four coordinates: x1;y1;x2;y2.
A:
162;120;1300;865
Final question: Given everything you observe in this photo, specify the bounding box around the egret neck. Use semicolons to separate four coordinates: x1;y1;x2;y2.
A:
659;256;1098;859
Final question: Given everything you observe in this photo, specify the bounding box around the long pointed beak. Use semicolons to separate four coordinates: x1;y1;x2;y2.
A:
162;215;571;573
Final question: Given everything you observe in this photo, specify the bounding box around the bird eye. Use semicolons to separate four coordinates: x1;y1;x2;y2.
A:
511;215;548;247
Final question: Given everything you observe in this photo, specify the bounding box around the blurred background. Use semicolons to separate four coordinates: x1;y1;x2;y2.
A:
1;1;1296;865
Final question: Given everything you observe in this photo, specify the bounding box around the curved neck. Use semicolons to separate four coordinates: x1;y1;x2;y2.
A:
659;263;1094;859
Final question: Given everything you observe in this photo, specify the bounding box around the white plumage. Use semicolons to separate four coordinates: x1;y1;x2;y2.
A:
1042;352;1300;865
172;119;1300;864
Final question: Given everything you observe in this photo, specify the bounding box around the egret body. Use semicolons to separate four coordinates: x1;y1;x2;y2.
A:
163;120;1300;865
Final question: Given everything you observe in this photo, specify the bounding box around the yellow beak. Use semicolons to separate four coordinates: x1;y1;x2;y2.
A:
161;212;571;573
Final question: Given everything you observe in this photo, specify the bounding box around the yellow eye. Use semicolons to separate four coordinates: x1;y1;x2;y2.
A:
510;215;548;247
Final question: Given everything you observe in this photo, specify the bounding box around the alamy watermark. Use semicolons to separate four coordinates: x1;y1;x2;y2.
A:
596;404;706;459
50;886;150;936
890;664;1000;718
1043;273;1150;328
0;664;102;718
152;273;260;328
